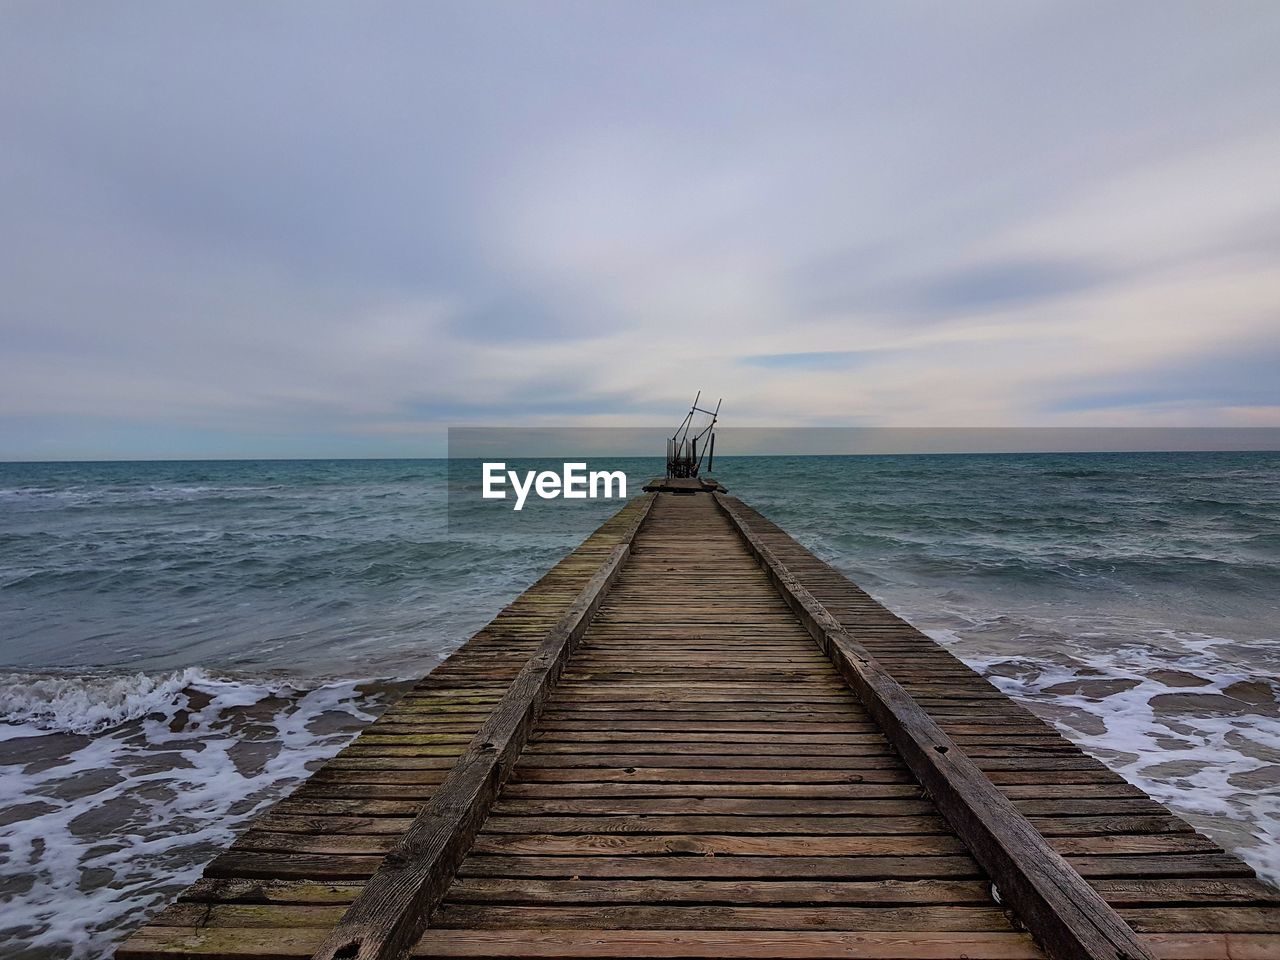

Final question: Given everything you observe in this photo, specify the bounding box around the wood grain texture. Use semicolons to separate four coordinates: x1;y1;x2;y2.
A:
112;926;1280;959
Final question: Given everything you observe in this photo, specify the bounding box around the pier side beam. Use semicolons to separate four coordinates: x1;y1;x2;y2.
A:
309;494;656;960
713;492;1157;960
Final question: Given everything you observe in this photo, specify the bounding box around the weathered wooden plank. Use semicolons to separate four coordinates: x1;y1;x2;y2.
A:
444;877;993;905
1123;908;1280;932
489;797;938;816
483;796;1161;817
1089;879;1280;905
497;781;926;799
456;855;984;880
430;903;1017;931
181;878;364;905
104;926;1280;960
205;852;384;881
478;814;951;835
468;833;969;857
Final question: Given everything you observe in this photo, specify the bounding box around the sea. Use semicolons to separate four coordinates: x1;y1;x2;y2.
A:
1;453;1277;958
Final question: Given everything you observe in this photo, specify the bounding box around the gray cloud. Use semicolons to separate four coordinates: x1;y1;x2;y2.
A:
2;1;1279;458
1045;340;1280;415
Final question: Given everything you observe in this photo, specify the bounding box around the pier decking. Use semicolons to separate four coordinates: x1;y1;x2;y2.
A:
117;489;1280;960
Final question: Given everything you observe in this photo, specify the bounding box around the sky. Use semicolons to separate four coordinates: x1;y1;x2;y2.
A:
2;1;1279;460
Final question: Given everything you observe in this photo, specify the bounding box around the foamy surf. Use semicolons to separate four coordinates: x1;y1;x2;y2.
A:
931;626;1280;886
0;668;219;735
0;669;400;959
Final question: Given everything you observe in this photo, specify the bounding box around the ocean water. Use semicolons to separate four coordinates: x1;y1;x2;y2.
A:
1;453;1278;957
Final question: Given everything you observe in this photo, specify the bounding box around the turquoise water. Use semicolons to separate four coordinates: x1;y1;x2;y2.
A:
4;453;1276;675
0;457;621;677
733;452;1280;652
1;452;1278;957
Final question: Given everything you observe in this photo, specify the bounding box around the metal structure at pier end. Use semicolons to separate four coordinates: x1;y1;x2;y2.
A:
665;392;720;479
118;456;1279;959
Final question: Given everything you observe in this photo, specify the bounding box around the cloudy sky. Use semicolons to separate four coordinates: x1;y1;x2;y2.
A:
2;1;1278;459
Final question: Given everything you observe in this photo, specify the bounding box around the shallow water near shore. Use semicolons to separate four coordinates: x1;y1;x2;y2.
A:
1;452;1277;958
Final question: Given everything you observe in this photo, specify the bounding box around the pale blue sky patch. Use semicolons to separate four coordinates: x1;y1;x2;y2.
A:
1044;342;1280;415
741;351;882;370
911;259;1112;313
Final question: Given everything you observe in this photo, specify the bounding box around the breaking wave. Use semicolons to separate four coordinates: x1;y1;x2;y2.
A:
0;669;400;959
0;668;215;734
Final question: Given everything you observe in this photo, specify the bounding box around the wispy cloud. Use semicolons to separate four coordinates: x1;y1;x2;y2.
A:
1;1;1278;458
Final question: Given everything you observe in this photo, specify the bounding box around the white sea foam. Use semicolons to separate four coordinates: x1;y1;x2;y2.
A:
0;668;214;735
931;626;1280;885
0;669;390;959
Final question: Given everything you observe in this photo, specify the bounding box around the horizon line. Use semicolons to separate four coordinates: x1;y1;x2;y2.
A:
5;447;1280;466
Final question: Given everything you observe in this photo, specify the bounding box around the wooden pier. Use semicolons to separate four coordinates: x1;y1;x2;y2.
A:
117;488;1280;960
